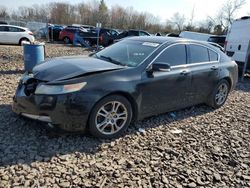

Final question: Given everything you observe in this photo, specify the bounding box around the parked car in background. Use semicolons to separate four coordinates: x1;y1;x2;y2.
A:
225;16;250;75
59;27;119;46
114;29;150;42
72;24;95;30
36;25;64;40
48;25;64;41
81;28;119;46
59;26;84;43
13;36;238;139
208;35;226;47
180;31;214;41
0;25;35;45
166;33;179;37
35;27;47;39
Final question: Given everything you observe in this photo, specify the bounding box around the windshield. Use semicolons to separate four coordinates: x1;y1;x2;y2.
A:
94;40;160;67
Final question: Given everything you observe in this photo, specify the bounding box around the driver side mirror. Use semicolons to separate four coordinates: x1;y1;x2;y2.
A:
151;63;171;72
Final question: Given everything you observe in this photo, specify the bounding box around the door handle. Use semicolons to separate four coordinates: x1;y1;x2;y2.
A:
180;70;190;75
211;66;219;70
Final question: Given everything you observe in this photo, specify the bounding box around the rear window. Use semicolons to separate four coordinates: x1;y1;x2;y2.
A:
208;50;219;61
189;44;209;63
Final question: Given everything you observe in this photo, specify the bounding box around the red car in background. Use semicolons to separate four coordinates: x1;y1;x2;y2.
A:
59;26;83;44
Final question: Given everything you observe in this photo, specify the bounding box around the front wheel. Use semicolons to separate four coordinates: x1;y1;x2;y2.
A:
89;95;132;139
207;79;230;109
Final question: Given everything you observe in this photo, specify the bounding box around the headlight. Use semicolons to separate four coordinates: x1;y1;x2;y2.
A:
35;82;87;95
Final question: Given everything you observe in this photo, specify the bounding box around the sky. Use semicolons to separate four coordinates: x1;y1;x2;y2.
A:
1;0;250;23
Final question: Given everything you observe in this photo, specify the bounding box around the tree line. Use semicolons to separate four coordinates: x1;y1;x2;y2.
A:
0;0;248;35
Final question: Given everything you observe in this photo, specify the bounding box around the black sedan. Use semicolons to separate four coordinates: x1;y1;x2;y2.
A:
13;37;238;138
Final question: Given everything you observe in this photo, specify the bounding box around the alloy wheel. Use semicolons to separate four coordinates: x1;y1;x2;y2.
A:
95;101;128;135
215;83;228;105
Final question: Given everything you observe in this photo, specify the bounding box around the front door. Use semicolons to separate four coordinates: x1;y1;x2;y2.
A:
139;44;192;117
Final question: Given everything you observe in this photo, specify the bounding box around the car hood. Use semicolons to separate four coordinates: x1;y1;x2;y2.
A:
33;56;124;81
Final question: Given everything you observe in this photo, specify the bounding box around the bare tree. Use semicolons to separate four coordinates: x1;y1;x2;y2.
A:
209;0;246;33
168;12;186;32
223;0;246;25
0;6;9;19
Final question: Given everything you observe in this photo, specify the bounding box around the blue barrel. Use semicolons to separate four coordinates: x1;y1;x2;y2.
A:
23;44;45;72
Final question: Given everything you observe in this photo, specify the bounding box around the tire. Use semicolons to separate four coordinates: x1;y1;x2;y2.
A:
63;37;71;44
89;95;132;139
19;38;30;46
207;79;230;109
83;39;91;47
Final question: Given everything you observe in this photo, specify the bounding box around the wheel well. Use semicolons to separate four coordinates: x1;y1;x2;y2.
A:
19;37;30;45
222;77;232;91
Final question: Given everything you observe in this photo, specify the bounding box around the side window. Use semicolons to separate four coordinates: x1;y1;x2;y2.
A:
0;26;9;31
119;31;128;37
9;27;23;32
139;31;149;36
208;49;219;61
189;44;209;63
154;44;187;66
128;31;139;36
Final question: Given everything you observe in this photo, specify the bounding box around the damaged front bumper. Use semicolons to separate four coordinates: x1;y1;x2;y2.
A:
12;77;94;132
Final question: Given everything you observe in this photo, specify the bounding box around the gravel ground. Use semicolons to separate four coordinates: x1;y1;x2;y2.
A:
0;43;249;188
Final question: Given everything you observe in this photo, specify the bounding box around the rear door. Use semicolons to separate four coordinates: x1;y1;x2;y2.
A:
140;44;192;116
7;26;24;44
187;44;220;103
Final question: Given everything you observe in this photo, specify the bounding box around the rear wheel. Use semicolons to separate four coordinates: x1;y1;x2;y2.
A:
19;38;30;45
89;95;132;139
63;37;71;44
207;79;230;109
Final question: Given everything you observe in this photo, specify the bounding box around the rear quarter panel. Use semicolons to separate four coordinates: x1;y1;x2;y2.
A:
219;60;238;91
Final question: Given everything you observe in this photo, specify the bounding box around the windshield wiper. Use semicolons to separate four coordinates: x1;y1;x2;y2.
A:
99;55;126;66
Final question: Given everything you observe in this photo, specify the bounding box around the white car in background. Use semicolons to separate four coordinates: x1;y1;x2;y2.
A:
0;25;35;45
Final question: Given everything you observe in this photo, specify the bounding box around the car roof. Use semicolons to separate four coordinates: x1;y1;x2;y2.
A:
125;36;219;50
0;24;28;30
125;36;189;44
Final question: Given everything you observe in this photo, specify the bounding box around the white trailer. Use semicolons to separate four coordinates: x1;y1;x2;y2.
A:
225;16;250;79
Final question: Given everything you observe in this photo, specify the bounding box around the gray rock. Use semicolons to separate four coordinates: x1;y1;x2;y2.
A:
188;182;197;188
213;173;221;181
59;181;70;187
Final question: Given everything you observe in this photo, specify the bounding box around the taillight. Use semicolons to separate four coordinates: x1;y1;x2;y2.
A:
28;31;33;35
